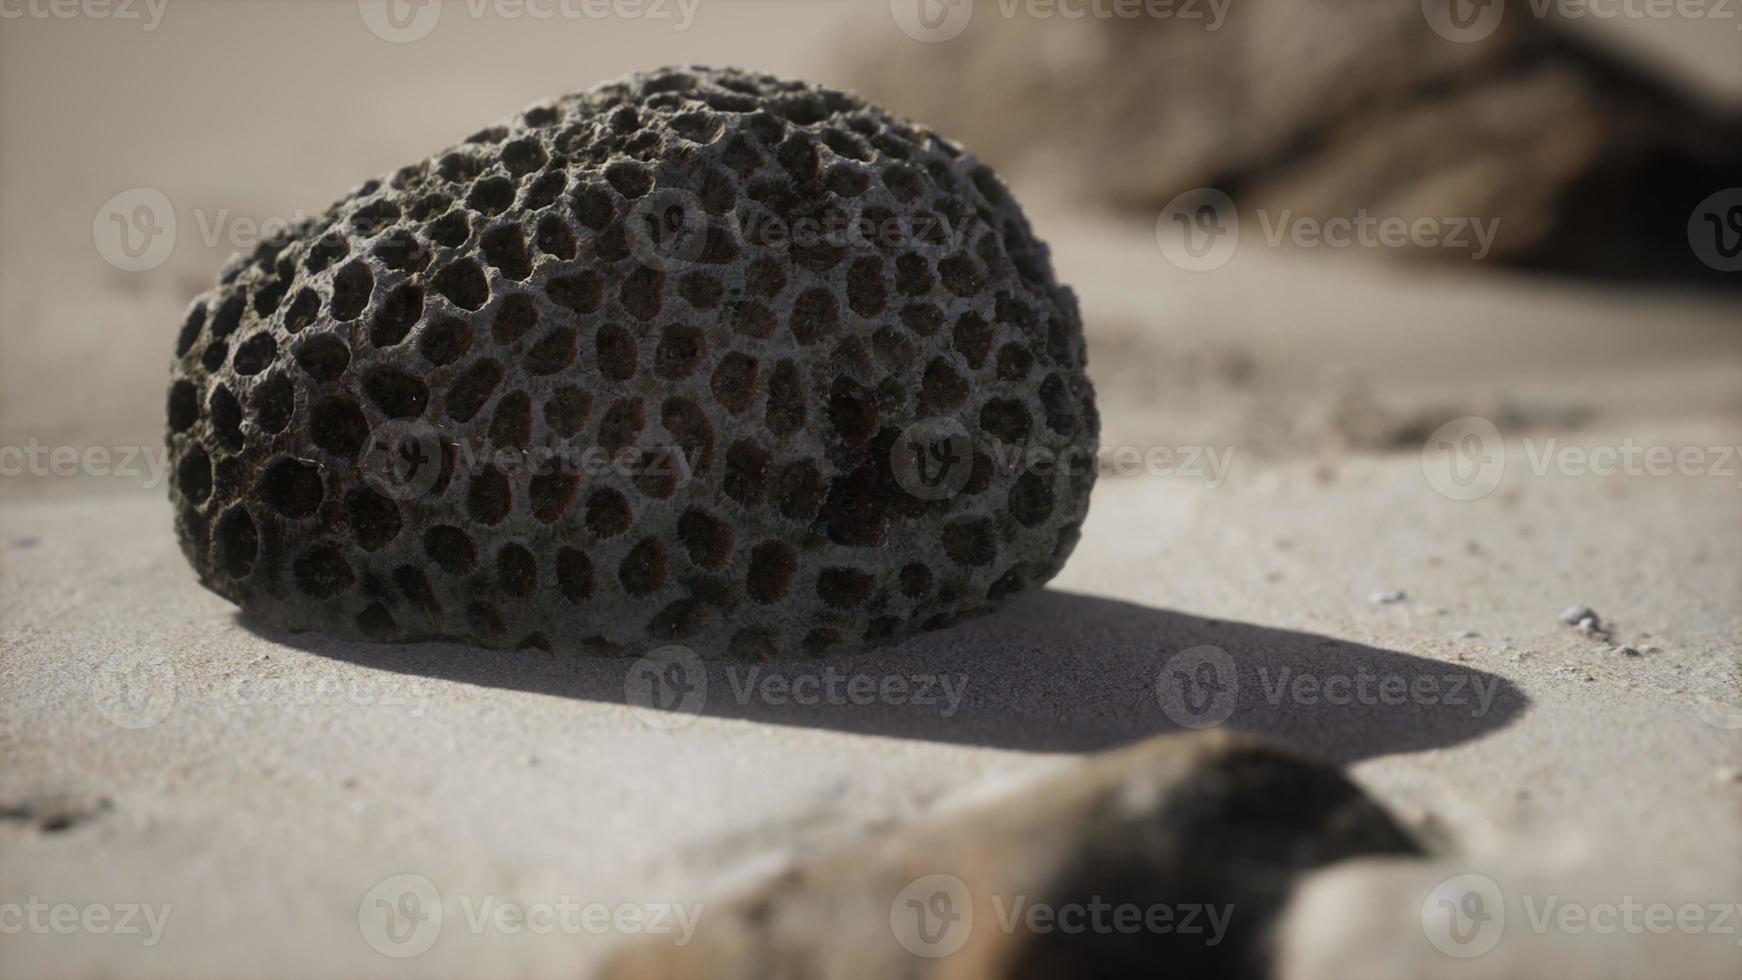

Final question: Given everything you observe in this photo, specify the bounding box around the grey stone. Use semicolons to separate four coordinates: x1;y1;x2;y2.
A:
165;67;1097;660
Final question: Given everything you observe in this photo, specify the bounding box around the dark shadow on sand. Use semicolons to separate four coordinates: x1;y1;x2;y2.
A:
243;589;1525;763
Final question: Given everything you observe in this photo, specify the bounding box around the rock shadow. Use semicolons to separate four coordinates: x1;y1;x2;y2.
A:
247;589;1526;762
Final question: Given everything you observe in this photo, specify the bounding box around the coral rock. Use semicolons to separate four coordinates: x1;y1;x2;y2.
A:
165;66;1097;659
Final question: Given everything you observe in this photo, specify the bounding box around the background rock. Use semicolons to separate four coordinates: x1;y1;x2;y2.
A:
601;731;1420;979
843;0;1742;283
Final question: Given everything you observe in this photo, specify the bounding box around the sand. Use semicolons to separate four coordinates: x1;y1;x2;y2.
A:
2;3;1740;977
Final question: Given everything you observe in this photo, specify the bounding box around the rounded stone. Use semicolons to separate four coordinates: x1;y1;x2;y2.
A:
164;66;1097;660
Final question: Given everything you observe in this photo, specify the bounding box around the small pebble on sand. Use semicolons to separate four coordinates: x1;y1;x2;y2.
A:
1370;590;1407;605
1561;605;1601;629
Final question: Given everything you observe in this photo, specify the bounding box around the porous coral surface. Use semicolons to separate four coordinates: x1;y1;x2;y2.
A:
165;66;1096;659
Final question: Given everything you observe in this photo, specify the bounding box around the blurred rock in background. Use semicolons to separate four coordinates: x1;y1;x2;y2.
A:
601;732;1420;980
845;0;1742;284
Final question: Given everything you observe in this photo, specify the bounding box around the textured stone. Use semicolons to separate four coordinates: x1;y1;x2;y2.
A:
600;731;1421;979
165;67;1097;659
